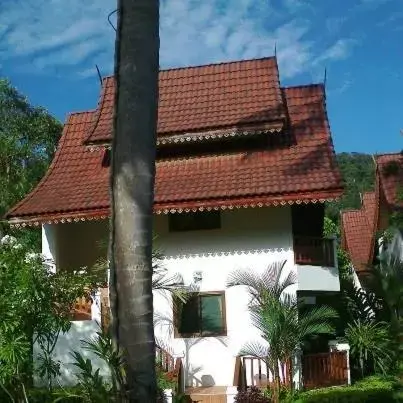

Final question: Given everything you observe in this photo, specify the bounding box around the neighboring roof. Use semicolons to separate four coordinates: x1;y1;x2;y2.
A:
375;153;403;210
85;57;286;145
341;192;378;272
6;57;343;225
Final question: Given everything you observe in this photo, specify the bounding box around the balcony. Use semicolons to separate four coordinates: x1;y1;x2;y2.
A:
294;237;336;267
294;237;339;292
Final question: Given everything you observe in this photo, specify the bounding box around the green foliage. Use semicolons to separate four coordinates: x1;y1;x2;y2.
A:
345;320;392;376
338;256;403;379
63;351;113;402
235;386;271;402
324;217;340;238
0;78;62;250
80;330;125;393
326;153;375;222
292;376;402;402
0;235;103;399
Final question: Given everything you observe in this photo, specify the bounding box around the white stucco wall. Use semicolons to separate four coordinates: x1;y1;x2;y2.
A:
153;206;296;387
33;321;110;386
41;205;339;388
40;223;109;386
297;264;340;291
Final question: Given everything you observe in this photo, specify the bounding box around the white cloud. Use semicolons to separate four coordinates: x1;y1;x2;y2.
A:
325;17;347;35
314;38;358;65
0;0;354;80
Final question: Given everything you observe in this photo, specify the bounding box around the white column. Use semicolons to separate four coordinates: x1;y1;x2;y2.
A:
292;348;302;390
42;224;57;273
329;341;351;385
226;386;238;403
91;290;102;323
164;389;173;403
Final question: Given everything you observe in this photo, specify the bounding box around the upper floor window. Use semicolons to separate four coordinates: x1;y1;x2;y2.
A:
168;211;221;232
174;291;227;338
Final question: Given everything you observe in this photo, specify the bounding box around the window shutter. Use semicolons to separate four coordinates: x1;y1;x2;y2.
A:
201;295;223;335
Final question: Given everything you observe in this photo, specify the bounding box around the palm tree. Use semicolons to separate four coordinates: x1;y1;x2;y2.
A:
227;261;338;402
110;0;159;400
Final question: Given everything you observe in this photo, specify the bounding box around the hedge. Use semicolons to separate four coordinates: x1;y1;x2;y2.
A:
293;376;403;403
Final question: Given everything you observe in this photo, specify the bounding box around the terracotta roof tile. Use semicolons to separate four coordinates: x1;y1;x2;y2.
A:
85;57;286;144
375;153;403;209
341;192;377;272
6;58;343;224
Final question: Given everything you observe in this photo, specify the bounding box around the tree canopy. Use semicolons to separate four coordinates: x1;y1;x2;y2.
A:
326;152;376;222
0;79;62;248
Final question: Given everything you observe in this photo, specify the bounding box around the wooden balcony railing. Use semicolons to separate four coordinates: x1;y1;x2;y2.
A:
233;356;291;390
71;296;92;321
302;351;348;389
156;345;175;373
294;237;336;267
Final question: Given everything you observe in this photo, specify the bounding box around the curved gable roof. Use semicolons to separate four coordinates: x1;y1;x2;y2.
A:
341;191;378;272
6;57;343;226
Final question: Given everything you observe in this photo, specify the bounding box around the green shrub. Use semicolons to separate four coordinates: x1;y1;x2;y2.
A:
293;376;402;403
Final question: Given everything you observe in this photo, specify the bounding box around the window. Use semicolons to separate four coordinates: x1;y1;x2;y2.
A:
174;292;227;338
168;211;221;232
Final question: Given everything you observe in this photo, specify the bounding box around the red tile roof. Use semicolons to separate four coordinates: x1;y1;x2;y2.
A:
86;57;286;144
341;192;378;272
6;57;343;225
375;153;403;210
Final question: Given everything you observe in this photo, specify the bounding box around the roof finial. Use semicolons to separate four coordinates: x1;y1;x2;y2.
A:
274;41;277;57
108;9;117;31
323;67;327;89
95;64;102;86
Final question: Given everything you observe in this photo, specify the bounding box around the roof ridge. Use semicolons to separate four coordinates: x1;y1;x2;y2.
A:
66;110;96;121
374;152;402;158
101;56;277;80
282;83;324;90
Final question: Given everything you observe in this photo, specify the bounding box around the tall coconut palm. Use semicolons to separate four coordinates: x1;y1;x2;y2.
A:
227;261;338;402
110;0;159;400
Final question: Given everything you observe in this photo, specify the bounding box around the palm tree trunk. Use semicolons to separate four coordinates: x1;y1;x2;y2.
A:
110;0;159;401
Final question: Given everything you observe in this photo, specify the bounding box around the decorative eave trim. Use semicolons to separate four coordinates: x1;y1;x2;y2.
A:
8;192;341;227
156;127;283;146
154;196;340;215
84;125;284;152
9;210;109;228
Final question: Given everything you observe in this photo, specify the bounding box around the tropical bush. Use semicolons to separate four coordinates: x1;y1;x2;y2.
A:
339;256;403;378
234;386;271;402
0;235;103;400
292;375;402;403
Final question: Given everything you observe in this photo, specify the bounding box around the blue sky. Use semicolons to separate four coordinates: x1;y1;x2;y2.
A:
0;0;401;154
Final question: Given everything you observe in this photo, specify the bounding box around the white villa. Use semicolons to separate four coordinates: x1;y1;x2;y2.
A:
7;57;346;401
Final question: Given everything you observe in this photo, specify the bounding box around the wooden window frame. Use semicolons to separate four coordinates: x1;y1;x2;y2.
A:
173;291;227;338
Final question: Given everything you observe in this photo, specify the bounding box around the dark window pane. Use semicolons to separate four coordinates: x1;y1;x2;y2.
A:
201;295;223;335
178;295;199;335
169;211;221;232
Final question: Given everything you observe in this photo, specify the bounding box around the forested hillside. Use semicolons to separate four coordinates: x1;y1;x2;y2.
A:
326;152;376;221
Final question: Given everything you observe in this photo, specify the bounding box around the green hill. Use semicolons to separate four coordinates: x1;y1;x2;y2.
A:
326;152;376;222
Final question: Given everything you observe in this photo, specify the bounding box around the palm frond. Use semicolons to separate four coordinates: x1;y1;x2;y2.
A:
344;319;392;374
261;261;296;298
239;341;270;362
227;260;294;306
298;305;338;340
